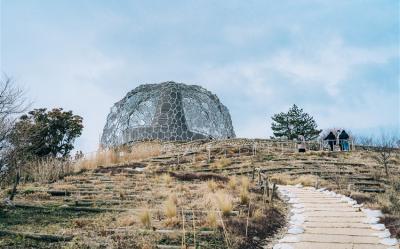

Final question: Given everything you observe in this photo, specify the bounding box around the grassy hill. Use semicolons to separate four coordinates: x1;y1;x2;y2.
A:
1;139;399;248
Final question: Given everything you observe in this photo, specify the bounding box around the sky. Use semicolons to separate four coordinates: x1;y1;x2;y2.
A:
1;0;399;153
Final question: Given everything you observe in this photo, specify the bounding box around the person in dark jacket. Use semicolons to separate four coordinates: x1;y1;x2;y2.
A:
324;132;336;151
339;130;350;151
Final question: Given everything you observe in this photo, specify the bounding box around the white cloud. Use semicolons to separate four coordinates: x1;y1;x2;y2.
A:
197;37;398;99
193;38;398;138
269;38;397;96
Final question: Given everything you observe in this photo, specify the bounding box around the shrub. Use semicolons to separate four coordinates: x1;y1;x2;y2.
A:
350;192;374;204
388;191;400;215
23;158;73;183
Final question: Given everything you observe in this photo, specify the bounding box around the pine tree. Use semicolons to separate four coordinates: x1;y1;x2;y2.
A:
271;104;321;140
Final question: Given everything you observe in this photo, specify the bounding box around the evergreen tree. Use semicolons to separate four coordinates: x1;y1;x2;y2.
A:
10;108;83;159
271;104;321;140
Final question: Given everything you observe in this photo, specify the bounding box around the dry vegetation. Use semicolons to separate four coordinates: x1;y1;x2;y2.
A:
73;142;162;172
269;173;323;187
2;138;399;248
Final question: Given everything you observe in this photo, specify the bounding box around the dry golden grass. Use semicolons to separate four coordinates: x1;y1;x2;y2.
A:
23;158;73;183
207;180;218;193
168;194;178;205
228;176;237;190
215;191;233;216
252;208;263;219
240;188;249;205
51;183;78;191
164;197;177;219
240;176;250;190
163;216;180;227
176;184;189;193
73;142;162;171
24;191;52;200
113;174;127;182
295;175;320;186
161;173;173;185
270;173;320;187
138;210;152;228
206;211;218;228
269;173;291;185
212;158;232;169
117;214;136;227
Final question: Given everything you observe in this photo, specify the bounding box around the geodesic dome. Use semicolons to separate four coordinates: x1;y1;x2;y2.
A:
101;81;235;147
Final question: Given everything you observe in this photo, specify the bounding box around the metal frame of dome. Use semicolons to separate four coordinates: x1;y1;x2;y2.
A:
101;81;235;147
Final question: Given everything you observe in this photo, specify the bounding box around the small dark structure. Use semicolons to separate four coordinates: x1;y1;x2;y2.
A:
324;132;337;151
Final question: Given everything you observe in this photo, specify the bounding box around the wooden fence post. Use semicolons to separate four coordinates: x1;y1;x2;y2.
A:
207;145;211;163
271;183;276;205
262;178;266;204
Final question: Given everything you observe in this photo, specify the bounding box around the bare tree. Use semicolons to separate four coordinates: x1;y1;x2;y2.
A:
354;135;374;150
0;75;28;188
373;133;399;178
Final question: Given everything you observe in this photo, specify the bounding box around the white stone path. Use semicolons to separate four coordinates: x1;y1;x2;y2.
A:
273;185;399;249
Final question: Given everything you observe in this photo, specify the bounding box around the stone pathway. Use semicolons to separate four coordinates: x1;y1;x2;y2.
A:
273;185;399;249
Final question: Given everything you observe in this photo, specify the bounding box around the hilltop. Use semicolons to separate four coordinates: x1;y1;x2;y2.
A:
1;139;399;248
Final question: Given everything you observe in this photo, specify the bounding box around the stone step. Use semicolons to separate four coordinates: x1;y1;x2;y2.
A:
359;188;385;193
305;227;382;236
303;222;371;229
275;242;388;249
297;233;382;244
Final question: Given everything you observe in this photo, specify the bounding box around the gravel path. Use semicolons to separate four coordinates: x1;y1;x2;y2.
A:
272;185;399;249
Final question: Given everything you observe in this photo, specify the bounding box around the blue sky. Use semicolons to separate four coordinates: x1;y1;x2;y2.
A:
1;0;399;152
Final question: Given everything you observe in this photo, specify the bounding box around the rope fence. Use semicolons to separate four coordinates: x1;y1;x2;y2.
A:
76;138;355;165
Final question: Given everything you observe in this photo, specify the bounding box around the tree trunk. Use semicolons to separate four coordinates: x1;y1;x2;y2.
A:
9;170;20;201
384;162;389;179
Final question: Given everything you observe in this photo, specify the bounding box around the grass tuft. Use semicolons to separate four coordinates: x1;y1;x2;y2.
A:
240;188;250;205
206;211;218;228
228;176;237;190
164;197;177;219
139;210;151;228
207;180;218;193
212;158;232;169
161;174;173;185
215;191;233;216
240;176;250;190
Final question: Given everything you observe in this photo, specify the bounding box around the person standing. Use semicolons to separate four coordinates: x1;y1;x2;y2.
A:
298;135;306;152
